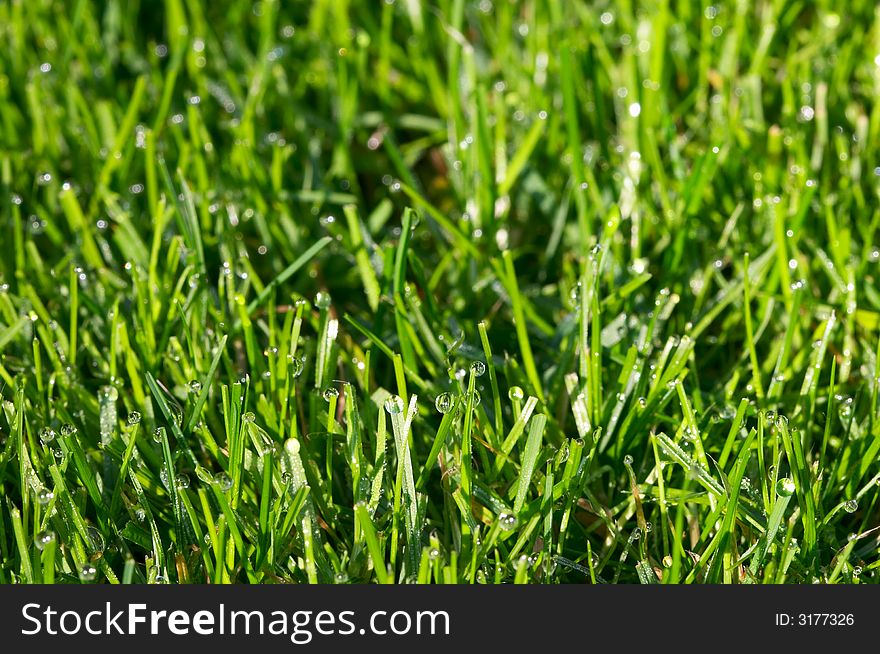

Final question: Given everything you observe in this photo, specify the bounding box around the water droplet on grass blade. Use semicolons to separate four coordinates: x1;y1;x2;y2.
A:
384;395;404;414
176;473;190;489
844;499;858;513
557;441;570;463
36;530;55;550
215;472;233;491
435;392;454;414
60;423;77;437
314;291;331;309
290;356;304;377
39;427;56;444
37;488;53;505
188;380;202;394
127;411;141;426
99;385;118;401
508;386;524;401
79;564;97;582
86;526;104;553
322;387;339;402
498;513;517;531
776;478;796;497
243;412;255;423
470;361;486;377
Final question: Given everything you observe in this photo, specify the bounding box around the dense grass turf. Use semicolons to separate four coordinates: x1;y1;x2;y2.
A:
0;0;879;584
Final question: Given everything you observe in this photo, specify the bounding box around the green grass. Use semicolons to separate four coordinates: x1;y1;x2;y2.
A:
0;0;878;584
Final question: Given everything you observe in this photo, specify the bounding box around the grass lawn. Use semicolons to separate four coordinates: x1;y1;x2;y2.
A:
0;0;878;584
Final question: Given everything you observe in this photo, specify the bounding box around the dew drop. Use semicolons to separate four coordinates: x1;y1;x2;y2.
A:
314;291;331;309
39;427;56;444
470;361;486;377
508;386;524;401
322;387;339;402
99;385;118;402
86;526;105;553
127;411;141;426
176;473;190;489
623;455;633;466
79;564;97;582
188;380;202;394
776;477;796;497
498;513;518;531
242;412;256;423
37;488;54;505
285;356;302;378
435;392;454;414
557;441;570;463
844;499;858;513
384;395;405;414
215;472;233;492
36;530;55;550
